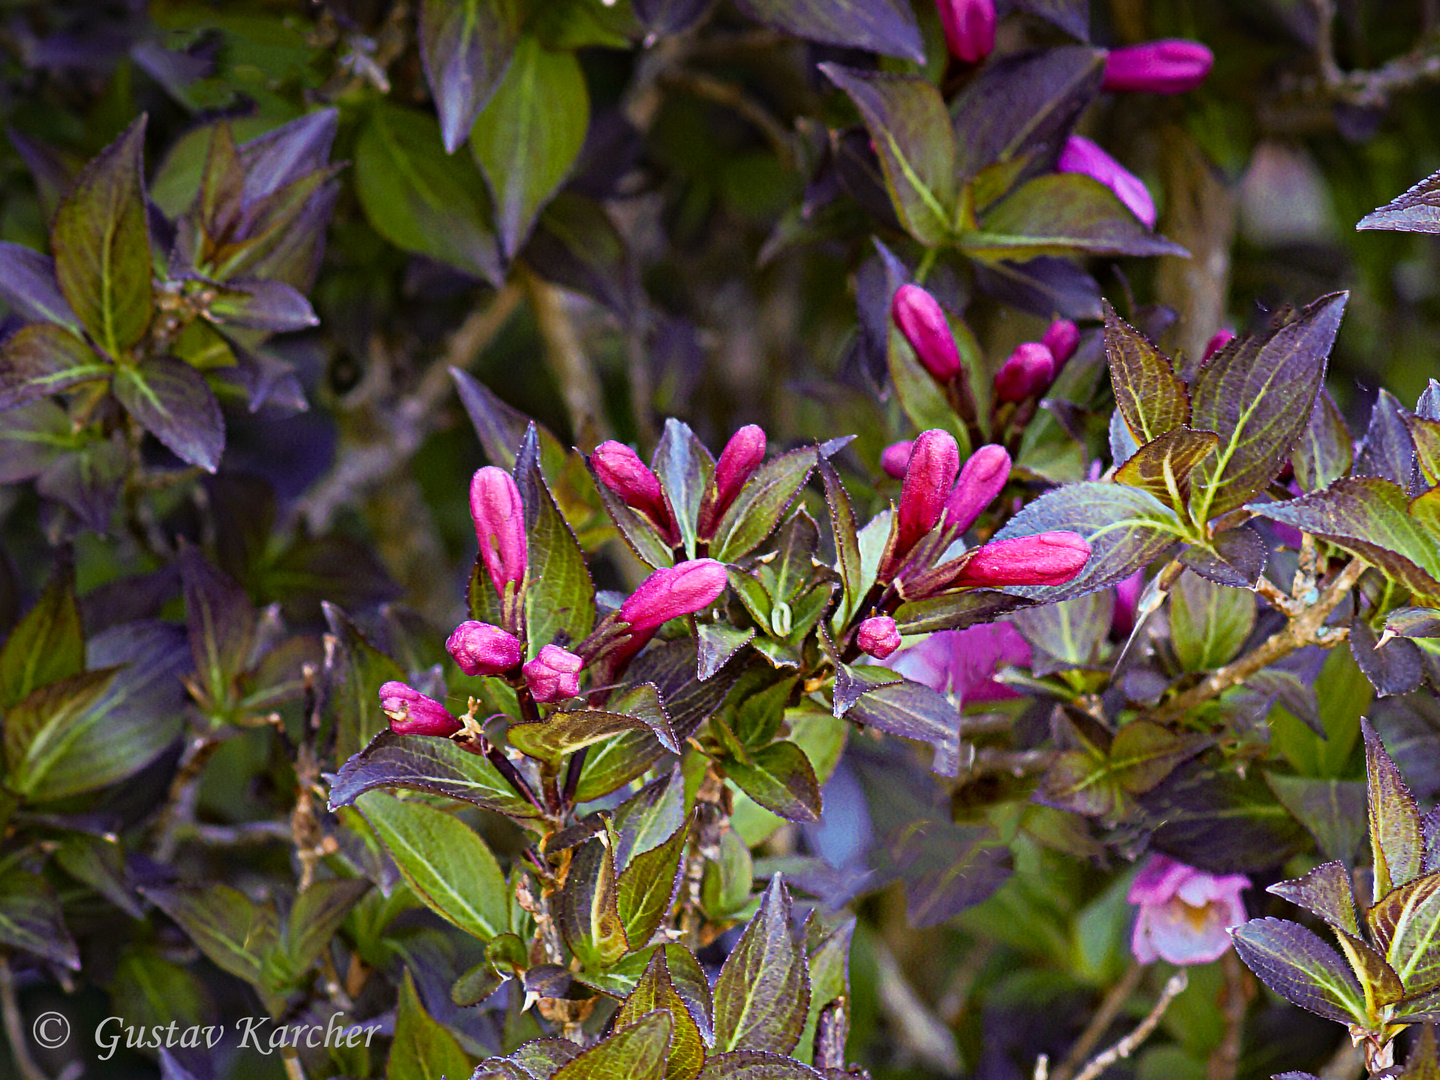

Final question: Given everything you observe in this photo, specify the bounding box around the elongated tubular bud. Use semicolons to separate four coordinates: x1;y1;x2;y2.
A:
446;621;525;677
954;531;1090;587
619;559;729;630
1041;319;1080;367
994;342;1056;404
592;441;675;537
895;429;961;559
1057;136;1156;228
1102;40;1214;94
937;0;996;63
380;681;462;737
892;285;962;382
703;425;767;536
1204;329;1235;358
942;444;1011;533
470;467;527;598
880;440;914;479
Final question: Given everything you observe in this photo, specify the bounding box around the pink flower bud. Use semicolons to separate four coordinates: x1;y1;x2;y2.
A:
857;615;902;659
1102;40;1213;94
380;681;463;737
1057;136;1156;228
956;531;1090;587
1204;328;1235;358
592;442;674;534
994;342;1056;404
1113;570;1145;635
937;0;995;63
896;429;961;557
880;440;914;479
713;424;766;516
891;285;962;382
446;621;525;677
943;444;1011;533
619;558;729;629
470;467;527;598
1041;319;1080;367
523;644;585;703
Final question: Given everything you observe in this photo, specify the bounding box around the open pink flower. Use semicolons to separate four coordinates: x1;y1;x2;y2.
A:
1128;855;1248;965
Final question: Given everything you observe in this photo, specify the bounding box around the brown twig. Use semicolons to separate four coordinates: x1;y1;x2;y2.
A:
1301;0;1440;108
1070;971;1188;1080
1052;962;1145;1080
1207;951;1252;1080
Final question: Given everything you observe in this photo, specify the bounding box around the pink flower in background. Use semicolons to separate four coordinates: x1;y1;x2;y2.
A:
937;0;996;63
1129;855;1249;965
884;621;1031;703
1102;40;1214;94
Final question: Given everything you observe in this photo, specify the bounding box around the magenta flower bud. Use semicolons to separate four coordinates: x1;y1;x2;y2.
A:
522;644;585;703
446;620;525;677
880;440;914;479
1112;570;1145;635
994;342;1056;404
937;0;995;63
592;441;674;535
1204;328;1235;358
1102;40;1214;94
895;429;961;558
857;615;902;660
1041;319;1080;367
1057;136;1156;228
380;681;463;737
942;444;1011;533
470;467;527;598
620;558;729;629
956;531;1090;587
891;285;962;382
714;424;766;514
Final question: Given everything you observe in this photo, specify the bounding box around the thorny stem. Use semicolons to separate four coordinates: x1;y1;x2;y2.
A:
1052;962;1144;1080
1151;558;1364;722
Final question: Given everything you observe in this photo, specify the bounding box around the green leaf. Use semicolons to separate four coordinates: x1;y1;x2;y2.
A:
1267;861;1360;938
1231;917;1367;1025
733;0;923;62
696;1053;824;1080
3;668;119;794
1009;591;1114;672
989;482;1187;600
355;103;502;285
724;742;820;824
1191;293;1347;519
1114;428;1219;511
614;950;706;1080
112;357;225;472
1141;761;1310;871
820;66;956;245
511;698;678;764
964;174;1186;260
796;914;853;1067
652;419;714;560
1104;303;1190;444
516;424;596;656
1408;415;1440;486
1264;775;1367;865
389;968;471;1080
886;327;973;452
0;870;79;969
54;831;142;918
702;828;755;919
1254;477;1440;599
179;545;255;710
1384;608;1440;643
1366;718;1425;900
0;556;83;709
611;768;687;872
324;603;407;767
711;448;818;563
553;1011;672;1080
575;730;668;802
1368;873;1440;997
419;0;521;153
714;877;810;1055
142;883;278;985
818;459;864;625
617;815;690;949
281;879;370;980
329;730;537;817
847;678;966;777
471;34;588;259
0;323;109;409
1294;389;1353;493
356;790;508;941
555;836;630;969
1170;570;1255;671
50;116;152;359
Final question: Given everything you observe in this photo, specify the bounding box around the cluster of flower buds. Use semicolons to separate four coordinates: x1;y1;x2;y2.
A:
1102;39;1213;94
937;0;995;64
996;316;1079;407
1057;135;1156;228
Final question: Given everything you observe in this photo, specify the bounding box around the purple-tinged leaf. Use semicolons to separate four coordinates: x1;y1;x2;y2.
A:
1352;617;1423;698
0;555;83;710
1179;526;1268;588
1115;428;1219;510
1367;871;1440;994
112;357;225;472
714;876;810;1055
178;545;254;707
734;0;923;61
613;951;706;1080
553;1011;671;1080
616;815;690;948
1190;293;1346;519
329;730;536;816
1385;608;1440;642
966;174;1187;260
1142;761;1309;871
1265;774;1367;865
1358;168;1440;234
9;129;78;221
846;678;968;777
0;243;79;330
1267;860;1360;937
972;256;1102;320
820;66;956;246
891;589;1034;634
1366;717;1425;899
1332;927;1406;1011
556;836;630;969
514;424;596;656
36;431;126;532
890;821;1012;928
1230;917;1366;1025
1407;415;1440;486
1355;389;1419;488
697;1052;824;1080
1251;477;1440;600
0;871;80;969
203;280;319;333
0;399;71;482
420;0;522;154
725;741;822;823
1294;388;1353;493
951;46;1105;177
237;111;339;205
528;193;640;316
1419;380;1440;420
1008;0;1090;39
1428;807;1440;876
0;323;109;409
652;418;714;559
1104;302;1189;444
510;688;679;762
50;116;153;359
698;624;755;681
989;482;1185;601
1010;591;1112;671
634;0;713;34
